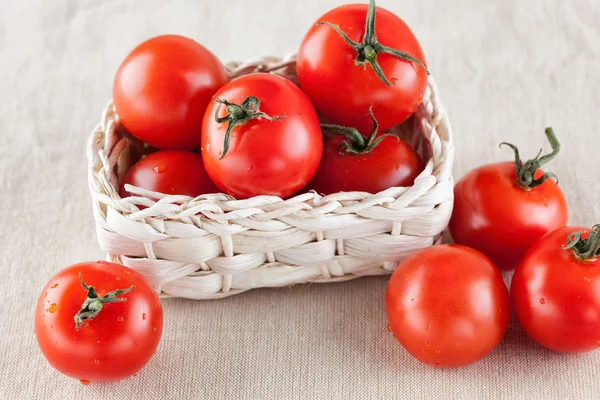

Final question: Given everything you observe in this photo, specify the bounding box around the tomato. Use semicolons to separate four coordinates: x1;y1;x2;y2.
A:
120;150;218;198
386;244;510;367
34;262;163;383
511;225;600;353
297;0;428;134
308;110;423;194
449;128;567;270
114;35;229;150
201;73;323;199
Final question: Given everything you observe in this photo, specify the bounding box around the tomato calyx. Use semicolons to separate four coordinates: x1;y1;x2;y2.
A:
74;273;134;330
564;225;600;262
321;108;398;155
317;0;429;86
499;127;561;190
212;96;285;160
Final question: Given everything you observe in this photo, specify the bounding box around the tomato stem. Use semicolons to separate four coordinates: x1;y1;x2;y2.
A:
317;0;429;86
321;108;398;154
499;127;561;190
74;273;134;330
213;96;285;160
564;225;600;262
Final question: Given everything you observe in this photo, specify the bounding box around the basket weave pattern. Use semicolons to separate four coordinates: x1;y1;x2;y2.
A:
87;54;454;299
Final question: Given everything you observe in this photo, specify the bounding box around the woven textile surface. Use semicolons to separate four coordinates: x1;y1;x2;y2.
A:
1;0;600;399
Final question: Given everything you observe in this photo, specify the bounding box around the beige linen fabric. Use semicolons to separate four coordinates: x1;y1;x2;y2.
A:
1;0;599;399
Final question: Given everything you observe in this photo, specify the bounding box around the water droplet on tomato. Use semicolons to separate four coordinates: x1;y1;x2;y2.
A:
584;276;592;282
247;166;253;172
115;276;121;281
539;298;545;305
50;283;58;289
153;164;167;173
49;303;57;313
97;340;101;344
425;325;429;331
142;313;147;321
152;327;157;332
80;380;91;385
44;292;47;298
425;342;431;347
94;359;100;365
205;142;211;151
386;323;392;332
117;316;124;322
404;274;408;279
435;349;441;354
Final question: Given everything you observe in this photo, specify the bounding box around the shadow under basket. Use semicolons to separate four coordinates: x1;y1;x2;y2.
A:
87;54;455;300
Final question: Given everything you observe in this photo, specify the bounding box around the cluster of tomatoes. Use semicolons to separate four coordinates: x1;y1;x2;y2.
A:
387;127;600;367
33;0;600;387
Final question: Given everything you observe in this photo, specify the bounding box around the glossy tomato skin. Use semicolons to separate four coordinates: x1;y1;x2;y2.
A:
386;244;510;367
201;73;323;199
120;150;218;198
34;262;163;382
297;4;427;134
449;162;568;271
114;35;229;150
308;134;423;194
511;227;600;353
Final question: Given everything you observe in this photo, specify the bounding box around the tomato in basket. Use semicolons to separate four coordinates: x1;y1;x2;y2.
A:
297;0;428;134
114;35;229;150
449;128;568;270
120;150;218;199
308;109;423;194
201;73;323;199
511;225;600;353
34;262;163;383
386;245;510;367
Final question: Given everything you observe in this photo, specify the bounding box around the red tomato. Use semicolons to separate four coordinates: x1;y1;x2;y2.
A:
201;73;323;199
114;35;229;150
386;245;510;367
34;262;163;383
120;150;218;198
511;225;600;353
308;111;423;194
449;128;567;270
297;0;428;133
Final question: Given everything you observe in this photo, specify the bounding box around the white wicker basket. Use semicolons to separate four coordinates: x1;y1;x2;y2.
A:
87;53;454;300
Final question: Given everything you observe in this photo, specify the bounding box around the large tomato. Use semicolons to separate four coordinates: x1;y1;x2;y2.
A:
34;262;163;383
511;225;600;353
449;128;567;270
114;35;229;150
120;150;218;198
308;110;423;194
201;73;323;199
386;245;510;367
297;0;428;133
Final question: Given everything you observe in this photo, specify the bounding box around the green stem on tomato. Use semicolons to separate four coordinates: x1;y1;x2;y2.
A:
74;273;134;330
317;0;429;86
213;96;285;160
320;108;398;155
499;127;561;190
564;225;600;262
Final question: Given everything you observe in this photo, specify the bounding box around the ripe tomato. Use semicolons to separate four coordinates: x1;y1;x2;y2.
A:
34;262;163;383
114;35;229;150
449;128;567;270
512;225;600;353
120;150;218;198
201;73;323;199
297;0;428;134
308;110;423;194
386;245;510;367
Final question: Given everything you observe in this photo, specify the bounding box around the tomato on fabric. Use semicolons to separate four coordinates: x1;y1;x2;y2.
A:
34;262;163;383
113;35;229;150
297;0;428;134
386;245;510;367
449;128;568;270
308;109;423;194
511;225;600;353
201;73;323;199
120;150;218;198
